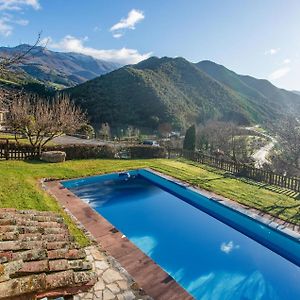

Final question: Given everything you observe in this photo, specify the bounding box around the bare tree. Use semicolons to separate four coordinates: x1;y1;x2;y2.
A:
197;121;249;162
7;94;86;154
271;117;300;176
99;123;111;140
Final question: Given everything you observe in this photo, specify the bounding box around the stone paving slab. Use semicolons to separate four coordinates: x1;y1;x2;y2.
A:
73;245;151;300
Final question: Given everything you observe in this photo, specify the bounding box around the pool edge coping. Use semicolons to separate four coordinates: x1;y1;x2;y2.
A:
42;167;300;300
143;168;300;240
42;176;194;300
55;167;299;239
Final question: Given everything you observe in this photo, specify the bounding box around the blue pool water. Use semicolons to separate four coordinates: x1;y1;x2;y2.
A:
63;170;300;300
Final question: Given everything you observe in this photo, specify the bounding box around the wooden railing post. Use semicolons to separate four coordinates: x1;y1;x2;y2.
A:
177;149;300;193
5;139;9;160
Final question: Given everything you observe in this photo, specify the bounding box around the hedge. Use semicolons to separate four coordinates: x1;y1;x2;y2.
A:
128;145;167;159
46;144;116;160
47;145;167;160
2;141;168;160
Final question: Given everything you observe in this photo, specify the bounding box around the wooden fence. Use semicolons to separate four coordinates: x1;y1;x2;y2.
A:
1;139;299;193
0;139;37;160
168;148;300;193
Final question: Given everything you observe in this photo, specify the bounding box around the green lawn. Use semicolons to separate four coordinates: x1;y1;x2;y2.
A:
0;159;299;247
0;134;30;145
0;133;56;146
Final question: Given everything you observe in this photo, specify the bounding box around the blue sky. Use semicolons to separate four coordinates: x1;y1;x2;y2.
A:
0;0;300;90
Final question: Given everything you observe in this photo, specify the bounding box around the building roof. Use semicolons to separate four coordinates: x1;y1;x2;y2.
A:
0;208;96;299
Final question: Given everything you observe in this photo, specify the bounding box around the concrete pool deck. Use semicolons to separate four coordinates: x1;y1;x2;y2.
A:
43;168;300;299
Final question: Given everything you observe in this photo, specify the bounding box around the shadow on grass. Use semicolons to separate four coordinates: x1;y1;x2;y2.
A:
178;159;300;200
263;203;300;226
189;176;226;185
23;159;46;165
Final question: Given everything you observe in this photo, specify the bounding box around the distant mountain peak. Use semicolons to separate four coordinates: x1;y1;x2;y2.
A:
0;45;121;88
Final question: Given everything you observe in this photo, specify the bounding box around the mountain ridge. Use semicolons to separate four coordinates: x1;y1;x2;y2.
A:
0;44;121;88
67;56;300;130
1;48;299;130
195;60;300;117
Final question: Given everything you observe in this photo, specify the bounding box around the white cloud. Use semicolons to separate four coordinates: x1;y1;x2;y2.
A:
113;33;123;39
269;67;291;81
40;36;52;46
0;0;40;11
0;0;38;36
0;18;12;35
48;35;152;65
14;18;28;25
264;48;280;55
283;58;291;64
220;241;240;254
110;9;144;38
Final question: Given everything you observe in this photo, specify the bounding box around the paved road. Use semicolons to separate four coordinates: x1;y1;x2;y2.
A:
245;126;276;168
252;139;275;168
53;135;116;146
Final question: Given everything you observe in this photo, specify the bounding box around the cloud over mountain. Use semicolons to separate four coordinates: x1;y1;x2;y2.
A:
47;35;152;65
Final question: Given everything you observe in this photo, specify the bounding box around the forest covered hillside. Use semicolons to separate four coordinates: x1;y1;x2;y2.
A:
68;56;300;130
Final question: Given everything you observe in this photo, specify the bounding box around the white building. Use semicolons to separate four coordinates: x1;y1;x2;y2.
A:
0;109;7;130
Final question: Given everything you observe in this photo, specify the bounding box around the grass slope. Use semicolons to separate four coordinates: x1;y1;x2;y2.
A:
0;159;299;247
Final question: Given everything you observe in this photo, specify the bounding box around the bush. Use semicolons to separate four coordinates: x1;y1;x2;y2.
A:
128;145;167;159
46;144;116;160
77;124;95;139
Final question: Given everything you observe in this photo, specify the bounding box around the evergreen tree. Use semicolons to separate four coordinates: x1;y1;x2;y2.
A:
183;125;196;151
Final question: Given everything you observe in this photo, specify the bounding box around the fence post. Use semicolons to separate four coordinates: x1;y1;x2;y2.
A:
5;139;9;160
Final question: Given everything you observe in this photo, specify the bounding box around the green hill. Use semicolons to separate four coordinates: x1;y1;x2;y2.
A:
196;60;300;117
68;56;299;130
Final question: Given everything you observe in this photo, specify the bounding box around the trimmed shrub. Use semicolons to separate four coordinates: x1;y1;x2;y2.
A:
45;144;116;160
128;145;167;159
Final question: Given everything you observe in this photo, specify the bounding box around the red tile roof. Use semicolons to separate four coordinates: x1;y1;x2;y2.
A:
0;208;96;299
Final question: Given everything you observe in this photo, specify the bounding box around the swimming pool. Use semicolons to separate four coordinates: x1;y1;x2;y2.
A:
62;169;300;300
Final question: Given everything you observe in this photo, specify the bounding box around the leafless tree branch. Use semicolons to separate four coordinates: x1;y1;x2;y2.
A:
7;93;87;154
0;32;44;74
